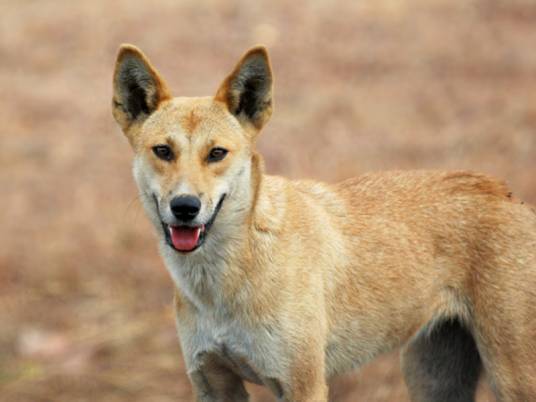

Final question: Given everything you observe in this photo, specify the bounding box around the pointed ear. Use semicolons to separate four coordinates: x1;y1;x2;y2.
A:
215;46;273;131
112;44;171;132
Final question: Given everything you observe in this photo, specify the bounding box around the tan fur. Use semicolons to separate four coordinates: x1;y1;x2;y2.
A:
113;45;536;402
181;110;203;135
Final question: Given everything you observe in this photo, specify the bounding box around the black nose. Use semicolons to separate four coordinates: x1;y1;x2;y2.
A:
170;195;201;222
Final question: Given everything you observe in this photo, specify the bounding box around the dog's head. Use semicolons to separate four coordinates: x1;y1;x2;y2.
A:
112;45;272;253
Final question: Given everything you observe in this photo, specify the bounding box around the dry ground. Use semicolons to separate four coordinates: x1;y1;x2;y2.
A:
1;0;535;401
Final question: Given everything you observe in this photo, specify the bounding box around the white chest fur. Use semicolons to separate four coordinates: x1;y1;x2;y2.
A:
177;304;286;399
161;246;286;396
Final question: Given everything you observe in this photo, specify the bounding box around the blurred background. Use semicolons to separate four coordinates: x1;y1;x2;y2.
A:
1;0;535;401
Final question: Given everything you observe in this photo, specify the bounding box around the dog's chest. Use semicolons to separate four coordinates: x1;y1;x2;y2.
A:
194;316;261;379
210;343;263;384
187;311;284;395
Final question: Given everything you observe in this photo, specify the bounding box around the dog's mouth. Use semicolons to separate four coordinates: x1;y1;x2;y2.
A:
156;194;226;253
167;225;205;252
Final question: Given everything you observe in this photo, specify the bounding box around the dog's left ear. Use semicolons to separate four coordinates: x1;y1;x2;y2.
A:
215;46;273;131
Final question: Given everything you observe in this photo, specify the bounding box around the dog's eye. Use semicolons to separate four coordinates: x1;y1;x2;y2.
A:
152;145;174;161
207;147;228;163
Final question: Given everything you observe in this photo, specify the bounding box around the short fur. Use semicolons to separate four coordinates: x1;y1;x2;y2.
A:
112;44;536;402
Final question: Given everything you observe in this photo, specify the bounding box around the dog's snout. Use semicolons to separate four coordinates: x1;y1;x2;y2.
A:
170;195;201;222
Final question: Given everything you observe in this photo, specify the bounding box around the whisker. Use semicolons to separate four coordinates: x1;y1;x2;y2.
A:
123;192;154;223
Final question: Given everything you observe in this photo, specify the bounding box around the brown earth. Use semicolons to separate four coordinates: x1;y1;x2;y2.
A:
1;0;535;401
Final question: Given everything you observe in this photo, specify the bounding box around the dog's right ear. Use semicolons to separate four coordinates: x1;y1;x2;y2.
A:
112;44;171;134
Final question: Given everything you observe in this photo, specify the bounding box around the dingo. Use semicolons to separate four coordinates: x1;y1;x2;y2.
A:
112;45;536;402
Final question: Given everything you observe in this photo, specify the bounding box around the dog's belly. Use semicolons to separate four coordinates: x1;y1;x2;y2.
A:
324;328;391;377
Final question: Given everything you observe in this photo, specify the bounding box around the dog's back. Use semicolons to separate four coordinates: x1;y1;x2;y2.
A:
286;170;536;398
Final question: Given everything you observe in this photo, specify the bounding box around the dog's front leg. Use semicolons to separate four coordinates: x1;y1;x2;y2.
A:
285;381;328;402
188;353;249;402
282;346;328;402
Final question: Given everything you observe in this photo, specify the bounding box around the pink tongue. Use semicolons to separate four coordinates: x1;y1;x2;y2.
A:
170;226;201;251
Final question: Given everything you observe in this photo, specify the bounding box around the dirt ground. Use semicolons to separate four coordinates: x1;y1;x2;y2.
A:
1;0;535;401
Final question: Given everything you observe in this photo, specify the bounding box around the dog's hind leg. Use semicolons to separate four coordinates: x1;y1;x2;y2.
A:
401;318;482;402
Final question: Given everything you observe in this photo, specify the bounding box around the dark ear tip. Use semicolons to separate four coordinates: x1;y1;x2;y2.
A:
116;44;145;62
244;45;269;60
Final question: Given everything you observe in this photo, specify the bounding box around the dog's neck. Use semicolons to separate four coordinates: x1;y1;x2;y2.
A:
162;152;275;311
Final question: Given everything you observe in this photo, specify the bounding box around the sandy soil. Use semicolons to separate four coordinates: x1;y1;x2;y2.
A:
1;0;535;400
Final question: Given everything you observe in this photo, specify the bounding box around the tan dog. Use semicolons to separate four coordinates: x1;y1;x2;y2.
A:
112;44;536;402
